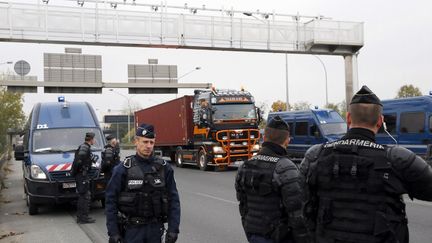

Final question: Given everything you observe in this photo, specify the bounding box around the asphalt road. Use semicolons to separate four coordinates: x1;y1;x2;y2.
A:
1;151;432;243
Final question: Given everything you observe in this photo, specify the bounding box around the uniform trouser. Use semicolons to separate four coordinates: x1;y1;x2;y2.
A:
246;234;294;243
124;223;164;243
75;173;91;218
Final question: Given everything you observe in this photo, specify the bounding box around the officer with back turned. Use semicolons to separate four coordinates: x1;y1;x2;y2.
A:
101;135;120;182
300;85;432;243
235;116;310;243
74;132;97;224
105;123;181;243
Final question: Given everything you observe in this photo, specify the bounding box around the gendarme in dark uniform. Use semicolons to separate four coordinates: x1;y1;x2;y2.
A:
235;116;310;243
101;135;121;182
75;132;97;224
300;86;432;243
105;124;181;243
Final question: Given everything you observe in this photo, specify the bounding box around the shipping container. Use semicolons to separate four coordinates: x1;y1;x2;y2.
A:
135;96;194;147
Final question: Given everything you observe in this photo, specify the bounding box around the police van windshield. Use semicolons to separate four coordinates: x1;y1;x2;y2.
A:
320;123;347;136
32;128;104;153
213;104;256;121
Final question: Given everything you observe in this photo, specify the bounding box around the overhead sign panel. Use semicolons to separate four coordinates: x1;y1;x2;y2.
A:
128;64;178;94
43;52;102;93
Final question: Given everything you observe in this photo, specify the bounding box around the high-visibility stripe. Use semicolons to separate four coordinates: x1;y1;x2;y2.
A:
46;163;72;172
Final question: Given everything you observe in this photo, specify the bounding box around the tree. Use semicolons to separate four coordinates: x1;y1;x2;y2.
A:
396;84;422;98
293;101;311;111
0;90;26;152
271;100;287;112
255;101;268;129
325;103;340;114
325;101;347;120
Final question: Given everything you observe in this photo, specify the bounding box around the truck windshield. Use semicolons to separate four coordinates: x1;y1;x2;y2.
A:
213;104;256;121
320;123;347;136
32;128;104;153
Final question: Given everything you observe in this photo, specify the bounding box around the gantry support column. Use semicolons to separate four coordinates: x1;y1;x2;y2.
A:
344;54;359;108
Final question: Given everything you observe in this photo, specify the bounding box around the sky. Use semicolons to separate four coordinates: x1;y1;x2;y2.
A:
0;0;431;120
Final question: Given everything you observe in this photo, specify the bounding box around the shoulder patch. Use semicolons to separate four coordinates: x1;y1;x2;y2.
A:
252;154;280;163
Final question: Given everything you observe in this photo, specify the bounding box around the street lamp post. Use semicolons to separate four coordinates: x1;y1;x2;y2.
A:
313;55;328;107
243;13;290;111
109;89;135;143
178;66;201;80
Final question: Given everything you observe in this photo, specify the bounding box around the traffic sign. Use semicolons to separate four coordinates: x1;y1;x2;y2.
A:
14;60;31;76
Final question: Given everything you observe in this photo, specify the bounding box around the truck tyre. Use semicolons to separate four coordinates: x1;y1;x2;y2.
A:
198;150;209;171
27;194;38;215
175;147;184;168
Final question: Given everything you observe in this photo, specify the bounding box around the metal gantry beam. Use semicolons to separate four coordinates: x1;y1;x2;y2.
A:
0;1;363;54
0;1;363;100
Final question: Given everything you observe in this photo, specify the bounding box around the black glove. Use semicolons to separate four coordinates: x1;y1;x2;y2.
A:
165;232;178;243
108;234;123;243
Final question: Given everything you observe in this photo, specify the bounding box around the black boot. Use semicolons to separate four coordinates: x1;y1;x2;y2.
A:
77;216;96;224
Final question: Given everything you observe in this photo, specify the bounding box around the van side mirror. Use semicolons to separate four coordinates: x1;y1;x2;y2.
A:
14;145;25;161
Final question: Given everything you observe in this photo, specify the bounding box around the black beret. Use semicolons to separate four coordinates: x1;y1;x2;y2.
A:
136;123;155;138
267;115;290;131
85;132;95;140
106;135;115;141
350;85;382;106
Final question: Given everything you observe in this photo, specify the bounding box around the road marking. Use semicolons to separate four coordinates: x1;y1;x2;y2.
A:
192;192;237;205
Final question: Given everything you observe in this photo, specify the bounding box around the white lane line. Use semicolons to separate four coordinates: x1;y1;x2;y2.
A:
192;192;238;205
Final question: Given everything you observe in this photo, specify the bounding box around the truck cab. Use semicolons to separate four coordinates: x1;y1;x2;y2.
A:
189;89;261;169
376;95;432;157
14;99;106;215
268;109;347;161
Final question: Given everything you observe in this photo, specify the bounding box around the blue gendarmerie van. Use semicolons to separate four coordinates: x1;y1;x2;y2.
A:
268;109;347;161
376;95;432;158
14;98;106;215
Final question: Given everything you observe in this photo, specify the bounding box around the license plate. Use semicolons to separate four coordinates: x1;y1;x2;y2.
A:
62;182;76;189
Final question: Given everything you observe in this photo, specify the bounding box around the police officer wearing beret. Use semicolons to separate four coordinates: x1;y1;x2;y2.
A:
105;124;181;243
101;135;121;183
235;116;310;243
75;132;97;224
300;85;432;243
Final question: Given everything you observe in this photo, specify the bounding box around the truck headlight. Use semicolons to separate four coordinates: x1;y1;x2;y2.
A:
213;146;224;153
31;165;47;179
252;144;260;151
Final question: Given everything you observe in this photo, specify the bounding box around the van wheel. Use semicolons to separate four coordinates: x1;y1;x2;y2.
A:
27;194;38;215
198;150;209;171
175;147;184;168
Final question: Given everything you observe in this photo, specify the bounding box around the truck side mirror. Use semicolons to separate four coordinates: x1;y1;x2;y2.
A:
256;107;262;124
14;144;25;161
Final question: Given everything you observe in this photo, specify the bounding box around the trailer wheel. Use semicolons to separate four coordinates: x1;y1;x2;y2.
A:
27;194;38;215
175;147;184;168
198;150;209;171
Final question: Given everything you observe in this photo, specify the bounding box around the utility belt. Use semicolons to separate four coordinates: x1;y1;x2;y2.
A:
126;217;161;225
